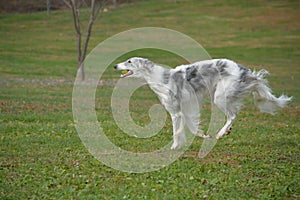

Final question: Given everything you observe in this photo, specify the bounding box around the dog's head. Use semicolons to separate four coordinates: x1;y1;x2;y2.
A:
114;57;154;79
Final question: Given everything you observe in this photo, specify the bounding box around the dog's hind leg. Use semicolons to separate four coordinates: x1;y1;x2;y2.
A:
214;96;239;140
213;81;243;140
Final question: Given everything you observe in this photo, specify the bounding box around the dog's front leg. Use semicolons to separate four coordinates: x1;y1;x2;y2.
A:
170;112;186;150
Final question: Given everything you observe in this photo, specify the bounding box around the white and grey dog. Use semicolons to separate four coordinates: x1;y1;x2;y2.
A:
114;57;292;149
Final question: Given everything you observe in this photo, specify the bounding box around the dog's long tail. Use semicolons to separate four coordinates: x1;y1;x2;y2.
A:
250;69;292;115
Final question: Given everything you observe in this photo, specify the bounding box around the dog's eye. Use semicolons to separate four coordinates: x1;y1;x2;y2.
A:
128;60;131;63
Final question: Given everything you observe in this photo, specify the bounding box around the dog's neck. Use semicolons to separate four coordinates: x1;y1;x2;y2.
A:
143;64;168;83
143;64;172;103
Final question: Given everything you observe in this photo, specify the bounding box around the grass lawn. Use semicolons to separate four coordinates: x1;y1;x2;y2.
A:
0;0;299;199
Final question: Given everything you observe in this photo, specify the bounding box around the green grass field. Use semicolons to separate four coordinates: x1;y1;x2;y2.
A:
1;0;299;199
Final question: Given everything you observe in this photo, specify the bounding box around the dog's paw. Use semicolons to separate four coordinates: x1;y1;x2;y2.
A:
225;127;232;135
203;134;212;139
196;133;212;139
171;141;185;150
216;127;232;139
171;142;180;150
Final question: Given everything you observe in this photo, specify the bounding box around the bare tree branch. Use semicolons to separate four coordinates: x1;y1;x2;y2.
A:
95;0;109;19
62;0;72;8
63;0;109;80
80;0;95;64
80;0;89;7
70;0;82;64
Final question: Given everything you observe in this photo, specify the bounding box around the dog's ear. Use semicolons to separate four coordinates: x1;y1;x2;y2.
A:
186;66;197;81
142;58;154;68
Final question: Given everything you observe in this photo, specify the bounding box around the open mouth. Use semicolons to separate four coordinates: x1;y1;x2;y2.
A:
120;70;133;78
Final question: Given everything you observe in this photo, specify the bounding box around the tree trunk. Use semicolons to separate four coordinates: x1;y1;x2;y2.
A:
78;62;85;81
47;0;51;15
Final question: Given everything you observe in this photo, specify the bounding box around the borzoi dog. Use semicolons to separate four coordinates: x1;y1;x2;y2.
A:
114;57;292;149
